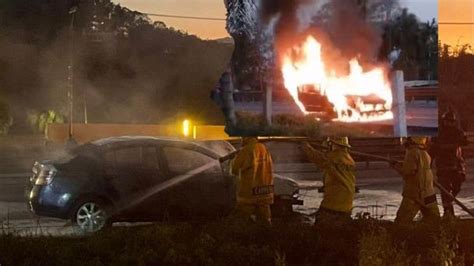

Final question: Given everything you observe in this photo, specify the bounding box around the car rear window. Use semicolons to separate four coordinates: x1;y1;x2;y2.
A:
143;147;159;169
104;146;160;174
163;147;220;175
115;147;141;167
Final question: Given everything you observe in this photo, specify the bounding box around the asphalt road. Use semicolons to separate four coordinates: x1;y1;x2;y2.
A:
2;160;473;217
1;154;472;236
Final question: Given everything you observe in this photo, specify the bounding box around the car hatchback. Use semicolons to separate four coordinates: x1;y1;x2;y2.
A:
26;137;301;233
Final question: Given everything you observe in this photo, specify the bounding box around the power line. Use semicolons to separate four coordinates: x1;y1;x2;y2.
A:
141;12;226;21
136;11;474;25
135;11;474;25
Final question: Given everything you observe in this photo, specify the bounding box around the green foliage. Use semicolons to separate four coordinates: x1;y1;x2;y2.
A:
0;218;472;266
27;110;65;135
438;43;474;131
381;9;438;80
233;112;321;137
232;112;384;137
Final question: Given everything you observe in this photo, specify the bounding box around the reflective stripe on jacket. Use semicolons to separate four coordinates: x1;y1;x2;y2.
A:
231;139;274;205
304;145;356;213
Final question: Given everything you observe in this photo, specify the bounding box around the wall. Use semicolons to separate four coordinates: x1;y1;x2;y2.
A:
47;123;233;144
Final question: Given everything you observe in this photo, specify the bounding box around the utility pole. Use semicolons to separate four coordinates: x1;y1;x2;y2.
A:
66;6;78;148
83;96;88;124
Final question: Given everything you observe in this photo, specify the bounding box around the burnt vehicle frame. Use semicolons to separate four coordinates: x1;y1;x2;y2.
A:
297;84;389;119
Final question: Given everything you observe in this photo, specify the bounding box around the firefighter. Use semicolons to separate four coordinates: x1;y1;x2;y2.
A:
231;137;274;225
429;110;469;218
302;137;356;225
391;136;440;224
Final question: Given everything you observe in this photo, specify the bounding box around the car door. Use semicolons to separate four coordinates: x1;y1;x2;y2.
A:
159;145;229;218
104;146;143;197
134;145;170;219
103;145;165;219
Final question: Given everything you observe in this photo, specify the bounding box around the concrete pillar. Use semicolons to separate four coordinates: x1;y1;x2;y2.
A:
263;84;272;126
222;71;237;128
391;70;407;137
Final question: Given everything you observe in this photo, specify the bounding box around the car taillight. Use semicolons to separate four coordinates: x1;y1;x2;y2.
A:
35;168;56;185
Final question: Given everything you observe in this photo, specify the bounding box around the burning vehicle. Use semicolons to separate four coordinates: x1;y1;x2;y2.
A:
214;0;407;135
297;83;390;120
26;137;302;233
282;36;393;122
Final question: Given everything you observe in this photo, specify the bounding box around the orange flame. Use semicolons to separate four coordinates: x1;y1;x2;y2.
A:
281;36;393;122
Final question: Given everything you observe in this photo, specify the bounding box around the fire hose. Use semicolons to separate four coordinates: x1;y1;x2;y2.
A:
219;139;474;218
344;150;474;218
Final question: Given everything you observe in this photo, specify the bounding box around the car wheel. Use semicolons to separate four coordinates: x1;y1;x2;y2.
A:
72;200;110;233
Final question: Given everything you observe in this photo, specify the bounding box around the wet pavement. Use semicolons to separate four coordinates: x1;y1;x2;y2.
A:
1;160;473;236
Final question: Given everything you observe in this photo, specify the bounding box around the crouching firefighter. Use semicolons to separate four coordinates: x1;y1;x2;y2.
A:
231;137;274;225
429;110;469;218
391;136;440;224
302;137;356;225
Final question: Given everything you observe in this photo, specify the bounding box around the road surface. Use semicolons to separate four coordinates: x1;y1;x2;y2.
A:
1;158;472;236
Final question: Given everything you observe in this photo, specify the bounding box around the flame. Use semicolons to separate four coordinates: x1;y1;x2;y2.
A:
281;36;393;122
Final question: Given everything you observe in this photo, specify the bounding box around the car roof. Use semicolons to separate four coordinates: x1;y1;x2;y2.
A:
91;136;181;146
88;136;221;159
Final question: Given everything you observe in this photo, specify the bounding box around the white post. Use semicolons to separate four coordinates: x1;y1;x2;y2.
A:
392;70;407;137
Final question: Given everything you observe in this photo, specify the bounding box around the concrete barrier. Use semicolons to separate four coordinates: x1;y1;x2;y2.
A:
47;123;233;144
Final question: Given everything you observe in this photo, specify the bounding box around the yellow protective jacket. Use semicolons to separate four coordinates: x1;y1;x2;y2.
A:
231;139;274;205
304;145;356;213
394;145;436;206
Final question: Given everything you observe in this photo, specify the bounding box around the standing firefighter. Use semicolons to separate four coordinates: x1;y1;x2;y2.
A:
303;137;356;225
231;137;274;224
391;136;440;224
430;110;469;218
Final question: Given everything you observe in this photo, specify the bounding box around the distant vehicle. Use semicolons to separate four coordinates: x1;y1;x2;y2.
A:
26;137;302;233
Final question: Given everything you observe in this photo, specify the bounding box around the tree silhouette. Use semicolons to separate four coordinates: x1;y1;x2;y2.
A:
0;0;232;133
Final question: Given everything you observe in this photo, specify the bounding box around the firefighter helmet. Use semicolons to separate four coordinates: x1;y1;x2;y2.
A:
330;137;351;148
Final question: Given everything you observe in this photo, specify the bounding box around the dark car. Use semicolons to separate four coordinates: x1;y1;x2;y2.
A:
26;137;301;233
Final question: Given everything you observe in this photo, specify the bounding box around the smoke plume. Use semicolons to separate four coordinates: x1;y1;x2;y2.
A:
260;0;395;73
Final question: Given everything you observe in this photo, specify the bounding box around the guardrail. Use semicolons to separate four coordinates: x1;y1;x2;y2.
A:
230;135;474;162
234;86;438;103
404;86;437;102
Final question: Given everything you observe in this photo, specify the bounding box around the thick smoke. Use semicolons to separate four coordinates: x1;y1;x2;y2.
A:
0;1;231;135
259;0;315;58
260;0;398;73
322;0;382;68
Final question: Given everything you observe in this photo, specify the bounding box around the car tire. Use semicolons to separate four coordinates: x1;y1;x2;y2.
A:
71;198;112;233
